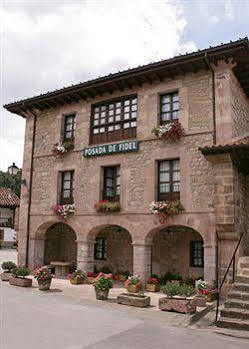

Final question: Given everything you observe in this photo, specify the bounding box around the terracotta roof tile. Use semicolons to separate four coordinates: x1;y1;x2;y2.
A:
0;187;20;207
200;136;249;155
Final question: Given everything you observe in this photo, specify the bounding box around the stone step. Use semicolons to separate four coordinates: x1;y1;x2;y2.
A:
233;283;249;292
241;269;249;276
217;317;249;331
220;308;249;321
235;276;249;284
224;299;249;310
240;264;249;269
227;291;249;301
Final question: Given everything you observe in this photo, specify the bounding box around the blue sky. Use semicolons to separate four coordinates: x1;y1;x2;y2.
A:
1;0;249;171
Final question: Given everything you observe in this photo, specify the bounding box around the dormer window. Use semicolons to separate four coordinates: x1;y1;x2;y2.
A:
90;96;137;144
160;92;179;124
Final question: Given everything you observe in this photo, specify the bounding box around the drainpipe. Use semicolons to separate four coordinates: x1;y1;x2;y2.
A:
204;53;216;145
25;107;37;268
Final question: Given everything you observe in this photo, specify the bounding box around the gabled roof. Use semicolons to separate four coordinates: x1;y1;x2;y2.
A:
0;188;20;208
3;37;249;117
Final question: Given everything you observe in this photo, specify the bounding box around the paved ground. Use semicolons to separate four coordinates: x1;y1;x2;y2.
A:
1;250;249;348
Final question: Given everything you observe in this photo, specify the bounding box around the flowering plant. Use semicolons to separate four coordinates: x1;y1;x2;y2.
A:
195;279;209;295
149;200;184;223
52;140;74;155
87;272;98;278
125;275;141;288
67;269;86;281
94;273;113;291
52;204;75;219
33;266;52;282
152;121;184;142
147;277;159;285
94;200;121;213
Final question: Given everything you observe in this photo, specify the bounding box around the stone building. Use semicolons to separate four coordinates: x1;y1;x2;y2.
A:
3;38;249;284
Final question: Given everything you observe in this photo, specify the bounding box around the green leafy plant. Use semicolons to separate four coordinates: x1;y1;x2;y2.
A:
69;269;86;280
162;282;196;298
159;272;182;285
34;266;52;282
179;284;196;297
12;267;30;278
1;261;17;273
95;277;113;291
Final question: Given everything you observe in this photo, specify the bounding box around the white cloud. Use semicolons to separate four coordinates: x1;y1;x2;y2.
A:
225;0;235;21
209;15;219;25
1;0;196;171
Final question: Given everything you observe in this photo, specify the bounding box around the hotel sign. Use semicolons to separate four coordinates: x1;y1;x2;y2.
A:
83;140;139;157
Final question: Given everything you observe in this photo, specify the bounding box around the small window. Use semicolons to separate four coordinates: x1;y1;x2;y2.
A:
64;114;75;141
190;241;204;267
94;237;107;260
158;159;180;201
103;166;120;201
60;170;74;204
160;92;179;124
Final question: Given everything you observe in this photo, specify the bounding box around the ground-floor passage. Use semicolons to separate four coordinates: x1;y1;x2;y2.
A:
1;279;248;349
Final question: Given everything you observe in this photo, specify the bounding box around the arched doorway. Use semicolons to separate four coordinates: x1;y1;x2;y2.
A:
44;222;77;270
87;225;133;275
150;225;204;280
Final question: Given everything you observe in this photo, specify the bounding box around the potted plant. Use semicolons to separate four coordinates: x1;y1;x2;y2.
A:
1;261;17;281
52;140;74;156
68;269;86;285
194;279;208;307
33;266;53;290
94;274;113;300
115;270;130;282
9;267;32;287
52;204;75;219
152;121;184;142
94;200;121;213
125;275;142;293
86;272;98;284
149;200;184;224
159;282;196;314
146;277;160;292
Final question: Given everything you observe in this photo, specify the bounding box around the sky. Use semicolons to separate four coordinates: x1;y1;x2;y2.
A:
0;0;249;171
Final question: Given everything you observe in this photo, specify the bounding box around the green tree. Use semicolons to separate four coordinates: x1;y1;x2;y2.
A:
0;170;22;197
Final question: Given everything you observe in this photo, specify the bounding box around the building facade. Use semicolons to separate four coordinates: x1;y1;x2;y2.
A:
4;38;249;284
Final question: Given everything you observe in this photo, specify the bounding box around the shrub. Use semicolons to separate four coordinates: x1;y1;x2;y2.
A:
179;284;196;297
162;282;196;298
34;266;52;282
99;265;112;274
159;272;182;285
184;277;195;287
12;267;30;278
1;261;17;273
95;277;113;291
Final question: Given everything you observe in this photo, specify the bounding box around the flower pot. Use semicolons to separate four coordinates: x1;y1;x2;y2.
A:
38;279;52;291
127;283;141;293
118;275;127;282
9;277;32;287
205;291;217;302
86;276;96;284
70;277;84;285
194;295;206;307
146;283;160;292
159;296;196;314
1;272;11;282
95;287;109;300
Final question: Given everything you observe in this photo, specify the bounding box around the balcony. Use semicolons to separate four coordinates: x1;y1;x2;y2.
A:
0;217;13;229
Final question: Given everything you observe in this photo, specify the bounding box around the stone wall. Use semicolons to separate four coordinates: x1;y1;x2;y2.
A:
152;227;204;279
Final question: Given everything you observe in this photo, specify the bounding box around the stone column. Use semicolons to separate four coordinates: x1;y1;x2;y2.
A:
133;243;152;284
204;244;216;286
77;240;94;272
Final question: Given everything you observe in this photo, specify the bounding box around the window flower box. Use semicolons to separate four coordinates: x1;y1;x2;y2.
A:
52;140;74;156
94;200;121;213
149;200;184;224
52;204;75;219
152;121;184;143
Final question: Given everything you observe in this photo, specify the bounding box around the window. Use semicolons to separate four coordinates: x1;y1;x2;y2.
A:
158;159;180;201
63;114;75;141
160;92;179;124
103;166;120;201
60;170;74;204
91;96;137;144
190;241;204;267
94;237;107;260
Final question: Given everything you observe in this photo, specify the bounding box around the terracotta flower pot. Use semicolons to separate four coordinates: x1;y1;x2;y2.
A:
86;276;96;284
70;277;84;285
146;283;160;292
1;272;12;282
38;279;52;291
9;277;32;287
127;283;141;293
95;287;109;300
